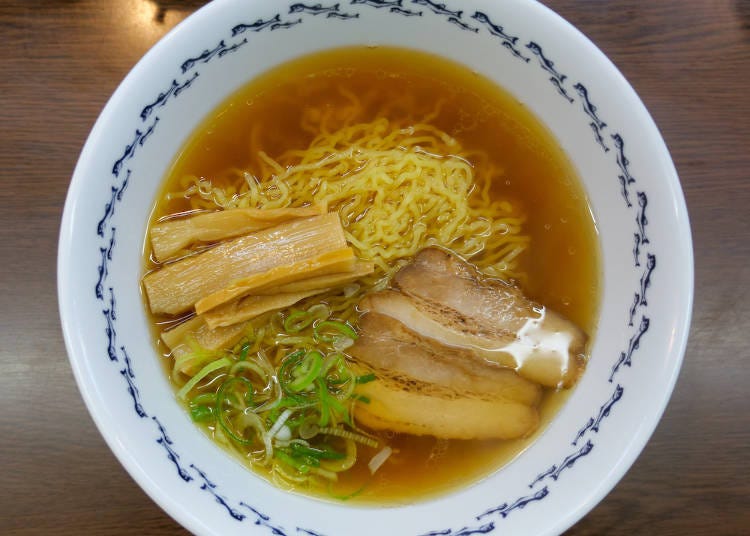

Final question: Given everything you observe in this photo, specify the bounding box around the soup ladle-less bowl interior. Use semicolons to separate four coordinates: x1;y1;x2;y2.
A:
58;1;692;535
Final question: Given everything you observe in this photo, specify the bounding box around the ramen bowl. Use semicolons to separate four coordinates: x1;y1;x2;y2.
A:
58;0;692;534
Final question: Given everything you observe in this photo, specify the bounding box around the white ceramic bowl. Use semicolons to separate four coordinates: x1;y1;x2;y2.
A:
58;1;693;534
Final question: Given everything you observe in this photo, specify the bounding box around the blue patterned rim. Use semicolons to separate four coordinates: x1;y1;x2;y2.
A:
91;2;661;534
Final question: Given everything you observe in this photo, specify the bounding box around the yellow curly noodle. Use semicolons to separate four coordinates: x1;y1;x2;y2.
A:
169;98;529;289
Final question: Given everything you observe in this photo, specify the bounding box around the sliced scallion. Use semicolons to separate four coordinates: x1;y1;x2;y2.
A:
284;310;314;333
288;351;323;392
189;405;214;422
313;320;357;343
216;377;260;445
290;442;346;460
176;357;231;400
355;373;376;384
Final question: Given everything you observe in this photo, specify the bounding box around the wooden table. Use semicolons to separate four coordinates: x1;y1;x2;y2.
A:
2;1;748;534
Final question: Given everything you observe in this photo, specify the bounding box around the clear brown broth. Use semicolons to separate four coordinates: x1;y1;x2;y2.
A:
147;46;600;504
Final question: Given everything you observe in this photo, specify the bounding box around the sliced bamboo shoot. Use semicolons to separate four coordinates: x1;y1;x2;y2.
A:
201;261;375;328
161;316;203;350
253;261;374;295
201;289;326;329
195;247;356;314
150;204;327;262
142;213;347;315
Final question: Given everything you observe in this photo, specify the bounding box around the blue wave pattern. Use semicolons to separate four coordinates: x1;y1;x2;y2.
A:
95;229;116;300
154;416;191;481
419;522;496;536
573;83;609;151
290;3;359;19
121;346;148;417
92;1;656;534
297;530;327;536
191;464;247;521
141;73;200;120
472;12;529;62
96;173;129;237
478;487;550;519
572;386;625;447
526;42;570;100
351;0;403;9
232;14;302;36
180;39;251;73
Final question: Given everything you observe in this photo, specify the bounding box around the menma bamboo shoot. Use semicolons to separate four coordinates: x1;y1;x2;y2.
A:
194;248;356;314
150;204;327;262
143;213;347;315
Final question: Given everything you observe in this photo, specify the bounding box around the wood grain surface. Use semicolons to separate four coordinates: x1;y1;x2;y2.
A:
1;1;748;534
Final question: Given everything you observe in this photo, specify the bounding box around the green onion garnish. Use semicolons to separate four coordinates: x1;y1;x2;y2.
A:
288;350;324;392
216;377;259;445
313;320;358;343
189;405;214;422
284;310;314;333
290;442;346;460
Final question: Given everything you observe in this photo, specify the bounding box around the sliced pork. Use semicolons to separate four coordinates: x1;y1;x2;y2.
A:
352;367;540;440
352;312;542;406
362;248;587;388
350;248;590;440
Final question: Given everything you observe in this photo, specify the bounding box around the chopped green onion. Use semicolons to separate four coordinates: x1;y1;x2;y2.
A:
176;357;232;400
327;482;368;501
313;320;358;343
318;398;331;428
238;342;251;361
230;360;270;384
190;392;217;406
273;460;309;484
319;439;357;472
290;442;346;460
278;350;307;395
284;310;314;333
288;351;323;392
321;353;342;376
327;378;349;385
189;405;214;422
316;377;349;426
275;449;312;473
216;377;261;445
329;375;356;402
355;373;376;384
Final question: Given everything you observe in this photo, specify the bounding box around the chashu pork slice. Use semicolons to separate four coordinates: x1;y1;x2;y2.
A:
349;312;541;440
366;248;587;388
351;312;541;406
352;367;540;440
